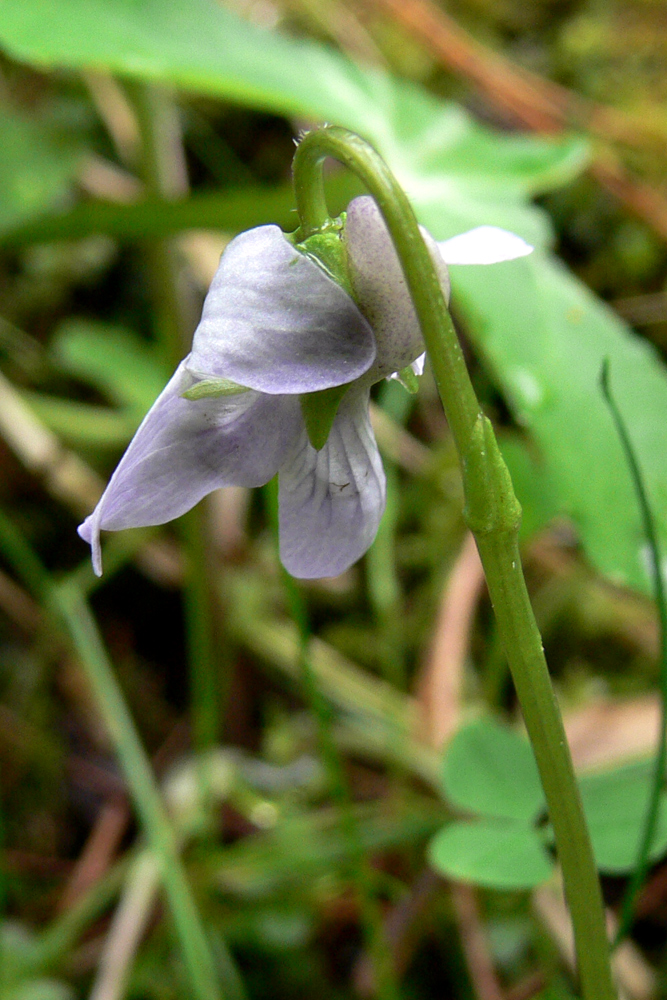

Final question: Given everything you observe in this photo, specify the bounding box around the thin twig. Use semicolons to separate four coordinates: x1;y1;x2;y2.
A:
0;567;42;632
89;851;159;1000
451;883;505;1000
83;70;141;165
58;800;129;913
362;0;656;146
353;869;439;994
369;402;431;474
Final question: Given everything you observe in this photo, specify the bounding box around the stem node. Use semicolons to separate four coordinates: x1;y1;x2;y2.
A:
462;414;522;536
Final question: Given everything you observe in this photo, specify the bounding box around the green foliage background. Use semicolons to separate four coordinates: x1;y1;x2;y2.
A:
0;0;667;998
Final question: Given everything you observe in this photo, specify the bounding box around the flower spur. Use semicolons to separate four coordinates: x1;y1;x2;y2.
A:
78;196;532;579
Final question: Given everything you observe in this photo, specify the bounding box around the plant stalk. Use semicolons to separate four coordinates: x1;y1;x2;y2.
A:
292;125;616;1000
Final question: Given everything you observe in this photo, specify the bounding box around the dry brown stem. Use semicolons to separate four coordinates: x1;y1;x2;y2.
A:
451;883;505;1000
0;567;42;632
352;869;440;994
58;799;129;913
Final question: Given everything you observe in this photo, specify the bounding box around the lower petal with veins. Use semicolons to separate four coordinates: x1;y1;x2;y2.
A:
278;385;386;579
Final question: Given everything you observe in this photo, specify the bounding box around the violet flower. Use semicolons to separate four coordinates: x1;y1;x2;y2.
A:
78;196;532;579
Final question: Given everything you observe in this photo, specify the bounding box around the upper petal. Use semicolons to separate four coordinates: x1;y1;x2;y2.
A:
190;225;376;394
344;196;450;383
278;384;386;579
438;226;533;265
78;360;300;574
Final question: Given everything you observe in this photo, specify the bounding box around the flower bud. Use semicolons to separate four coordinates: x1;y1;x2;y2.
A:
343;196;450;384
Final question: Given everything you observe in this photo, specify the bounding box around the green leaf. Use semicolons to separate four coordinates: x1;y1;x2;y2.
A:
443;718;545;822
0;110;80;235
400;104;587;246
500;435;562;543
428;819;554;890
215;798;445;896
52;320;167;414
0;180;363;247
452;254;667;593
4;0;662;597
0;0;370;124
0;0;585;254
578;761;667;873
21;392;137;449
9;983;74;1000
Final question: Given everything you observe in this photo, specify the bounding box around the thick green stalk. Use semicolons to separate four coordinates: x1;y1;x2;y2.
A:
292;126;616;1000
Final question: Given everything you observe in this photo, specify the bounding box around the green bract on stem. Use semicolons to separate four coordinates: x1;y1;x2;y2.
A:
293;125;616;1000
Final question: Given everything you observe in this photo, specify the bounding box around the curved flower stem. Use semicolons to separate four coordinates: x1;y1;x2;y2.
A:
293;126;616;1000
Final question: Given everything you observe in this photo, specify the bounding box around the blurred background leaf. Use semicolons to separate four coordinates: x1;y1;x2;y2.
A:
1;0;667;997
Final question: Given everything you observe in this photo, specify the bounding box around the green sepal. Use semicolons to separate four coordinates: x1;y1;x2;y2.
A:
295;221;354;299
182;377;250;400
394;365;420;394
300;383;350;451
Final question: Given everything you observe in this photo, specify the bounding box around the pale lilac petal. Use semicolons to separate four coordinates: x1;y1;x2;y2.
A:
344;197;449;384
78;360;300;574
190;225;375;394
278;385;386;579
438;226;533;265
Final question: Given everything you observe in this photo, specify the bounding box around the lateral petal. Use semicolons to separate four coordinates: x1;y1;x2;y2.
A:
278;385;386;579
191;225;376;394
78;360;300;574
438;226;533;265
